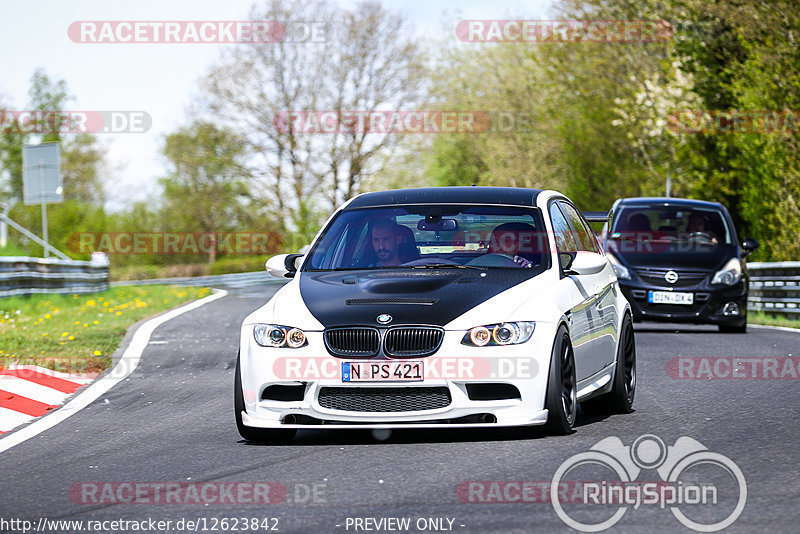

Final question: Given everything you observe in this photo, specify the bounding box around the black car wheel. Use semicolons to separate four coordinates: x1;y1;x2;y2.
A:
583;313;636;414
545;325;577;434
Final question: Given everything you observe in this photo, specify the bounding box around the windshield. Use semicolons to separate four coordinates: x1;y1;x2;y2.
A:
608;205;733;254
305;205;550;272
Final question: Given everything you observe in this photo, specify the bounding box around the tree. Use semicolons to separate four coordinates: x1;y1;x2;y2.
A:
0;69;106;205
203;0;427;242
160;121;254;263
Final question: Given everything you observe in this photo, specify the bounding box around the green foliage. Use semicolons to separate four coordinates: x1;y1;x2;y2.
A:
424;0;800;260
0;69;106;205
428;136;487;187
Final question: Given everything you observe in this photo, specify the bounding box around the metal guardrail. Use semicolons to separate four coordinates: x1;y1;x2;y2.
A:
110;270;284;290
0;256;109;298
747;261;800;315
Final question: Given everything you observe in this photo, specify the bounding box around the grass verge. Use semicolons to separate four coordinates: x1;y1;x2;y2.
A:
0;286;211;374
749;311;800;330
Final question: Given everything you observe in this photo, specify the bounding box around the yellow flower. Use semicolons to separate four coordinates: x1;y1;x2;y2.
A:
61;332;68;337
45;314;51;319
93;350;102;356
75;321;81;325
68;336;75;340
116;311;122;316
73;294;79;299
83;324;88;328
93;320;99;325
42;333;48;337
53;308;60;313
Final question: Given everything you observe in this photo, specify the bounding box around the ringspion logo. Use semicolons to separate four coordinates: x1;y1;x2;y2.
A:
551;435;746;532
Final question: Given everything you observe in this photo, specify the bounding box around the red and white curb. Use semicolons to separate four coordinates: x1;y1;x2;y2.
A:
0;289;227;453
0;365;95;434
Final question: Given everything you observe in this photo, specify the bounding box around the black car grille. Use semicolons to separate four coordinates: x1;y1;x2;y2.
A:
317;386;451;412
323;326;444;358
323;328;380;357
634;268;707;288
384;327;444;357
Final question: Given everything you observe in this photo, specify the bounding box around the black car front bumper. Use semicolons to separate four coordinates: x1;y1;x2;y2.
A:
619;276;748;326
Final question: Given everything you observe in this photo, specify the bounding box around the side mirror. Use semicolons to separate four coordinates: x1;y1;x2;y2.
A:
559;252;576;271
265;253;304;278
564;251;608;276
741;237;759;257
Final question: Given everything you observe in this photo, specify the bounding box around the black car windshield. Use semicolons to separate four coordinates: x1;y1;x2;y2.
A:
305;205;550;272
608;205;733;253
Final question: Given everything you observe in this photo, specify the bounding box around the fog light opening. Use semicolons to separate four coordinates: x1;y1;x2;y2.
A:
371;429;392;441
722;302;740;316
283;414;298;424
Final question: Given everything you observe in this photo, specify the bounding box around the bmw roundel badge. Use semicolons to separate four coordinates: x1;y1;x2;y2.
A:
377;314;392;324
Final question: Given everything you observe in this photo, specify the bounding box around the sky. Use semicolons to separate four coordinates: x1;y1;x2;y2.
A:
0;0;555;211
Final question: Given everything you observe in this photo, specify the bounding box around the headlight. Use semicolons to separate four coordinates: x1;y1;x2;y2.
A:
253;324;307;348
607;253;631;280
711;258;742;286
462;322;535;346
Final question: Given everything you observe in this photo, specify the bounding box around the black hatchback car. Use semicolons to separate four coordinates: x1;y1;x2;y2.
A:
601;197;759;332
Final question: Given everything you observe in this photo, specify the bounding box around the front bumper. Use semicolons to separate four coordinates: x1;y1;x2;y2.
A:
620;278;747;326
238;323;557;429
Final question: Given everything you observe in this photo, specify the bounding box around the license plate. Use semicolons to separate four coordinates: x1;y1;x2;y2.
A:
342;361;424;382
648;290;694;305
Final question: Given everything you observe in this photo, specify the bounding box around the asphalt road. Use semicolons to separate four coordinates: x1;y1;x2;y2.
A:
1;284;798;534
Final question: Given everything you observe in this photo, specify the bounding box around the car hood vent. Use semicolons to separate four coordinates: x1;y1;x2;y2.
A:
346;298;439;306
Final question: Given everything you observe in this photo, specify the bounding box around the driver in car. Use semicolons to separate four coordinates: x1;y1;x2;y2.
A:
687;212;718;244
369;219;404;267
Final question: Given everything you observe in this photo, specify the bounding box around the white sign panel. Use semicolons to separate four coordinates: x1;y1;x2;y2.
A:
22;142;62;205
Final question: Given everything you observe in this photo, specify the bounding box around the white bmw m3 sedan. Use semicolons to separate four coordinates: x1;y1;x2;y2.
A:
235;187;636;441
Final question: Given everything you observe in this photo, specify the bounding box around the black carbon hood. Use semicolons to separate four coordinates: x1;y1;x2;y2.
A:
298;269;534;327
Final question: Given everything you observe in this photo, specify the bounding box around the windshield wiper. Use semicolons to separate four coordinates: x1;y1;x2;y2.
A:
409;263;486;270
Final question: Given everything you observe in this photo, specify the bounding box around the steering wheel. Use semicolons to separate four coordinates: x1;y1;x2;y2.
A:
687;231;715;243
466;253;519;267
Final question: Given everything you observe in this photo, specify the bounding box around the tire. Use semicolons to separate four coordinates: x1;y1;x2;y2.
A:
235;354;296;443
545;325;577;435
719;322;747;333
598;313;636;413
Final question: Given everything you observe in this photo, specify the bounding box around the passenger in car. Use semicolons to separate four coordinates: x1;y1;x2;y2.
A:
488;223;542;268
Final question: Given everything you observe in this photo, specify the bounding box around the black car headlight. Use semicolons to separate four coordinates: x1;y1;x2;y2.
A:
462;322;535;346
607;253;631;280
253;324;307;348
711;258;742;286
